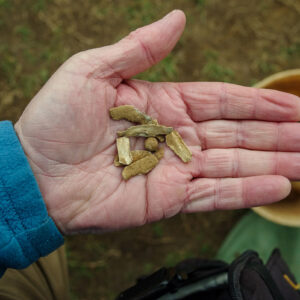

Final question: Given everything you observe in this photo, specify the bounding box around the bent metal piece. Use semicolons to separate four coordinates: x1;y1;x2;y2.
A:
122;154;159;180
116;137;132;165
110;105;193;181
117;124;173;138
114;150;151;167
166;130;192;163
109;105;152;124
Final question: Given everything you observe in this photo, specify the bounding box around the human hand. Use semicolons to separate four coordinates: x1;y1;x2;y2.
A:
15;10;300;234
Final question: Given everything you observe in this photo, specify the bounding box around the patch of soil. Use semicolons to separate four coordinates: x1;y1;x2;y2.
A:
66;210;245;299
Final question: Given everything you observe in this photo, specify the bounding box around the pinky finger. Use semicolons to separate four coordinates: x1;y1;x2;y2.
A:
183;175;291;212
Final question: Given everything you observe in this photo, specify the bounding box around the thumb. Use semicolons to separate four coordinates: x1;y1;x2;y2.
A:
84;10;186;79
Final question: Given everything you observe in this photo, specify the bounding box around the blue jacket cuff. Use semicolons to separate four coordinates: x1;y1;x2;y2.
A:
0;121;64;276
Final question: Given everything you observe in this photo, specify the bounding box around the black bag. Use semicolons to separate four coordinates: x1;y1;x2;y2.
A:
116;249;300;300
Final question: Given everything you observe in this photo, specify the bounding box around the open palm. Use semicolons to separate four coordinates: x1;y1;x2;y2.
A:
15;11;300;234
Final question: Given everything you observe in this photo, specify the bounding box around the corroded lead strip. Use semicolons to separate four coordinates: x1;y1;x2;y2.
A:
116;137;133;165
144;137;159;152
114;150;151;167
154;147;164;160
122;154;159;180
117;125;173;137
109;105;152;124
147;119;159;125
166;130;192;163
156;135;165;142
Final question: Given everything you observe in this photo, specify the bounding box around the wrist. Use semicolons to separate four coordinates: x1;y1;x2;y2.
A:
14;121;36;174
14;121;63;233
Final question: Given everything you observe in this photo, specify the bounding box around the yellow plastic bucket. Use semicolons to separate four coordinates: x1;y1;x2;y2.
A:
252;69;300;227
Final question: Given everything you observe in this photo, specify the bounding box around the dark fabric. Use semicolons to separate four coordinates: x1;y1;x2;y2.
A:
240;268;274;300
266;249;300;300
229;250;300;300
117;249;300;300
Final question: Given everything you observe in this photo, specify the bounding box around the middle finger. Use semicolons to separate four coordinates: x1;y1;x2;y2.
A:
197;120;300;151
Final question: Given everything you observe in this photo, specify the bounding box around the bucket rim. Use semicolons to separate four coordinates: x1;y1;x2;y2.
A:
252;68;300;227
253;68;300;88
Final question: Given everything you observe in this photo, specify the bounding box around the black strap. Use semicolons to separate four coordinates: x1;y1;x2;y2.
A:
228;250;286;300
228;250;257;300
248;262;285;300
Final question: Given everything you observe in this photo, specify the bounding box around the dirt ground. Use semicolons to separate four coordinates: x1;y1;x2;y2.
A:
1;0;300;299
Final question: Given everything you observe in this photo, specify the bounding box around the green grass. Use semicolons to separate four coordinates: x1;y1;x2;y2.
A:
194;0;206;8
256;60;278;75
0;0;11;9
164;250;194;267
33;0;48;12
282;43;300;60
0;54;17;86
143;262;155;274
202;61;235;82
15;25;32;41
125;1;157;29
136;54;179;82
0;0;179;110
152;223;164;238
202;50;235;82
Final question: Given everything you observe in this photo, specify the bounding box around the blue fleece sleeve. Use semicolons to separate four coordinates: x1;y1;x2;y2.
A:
0;121;64;277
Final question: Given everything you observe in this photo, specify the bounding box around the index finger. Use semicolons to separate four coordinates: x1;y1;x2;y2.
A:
176;82;300;122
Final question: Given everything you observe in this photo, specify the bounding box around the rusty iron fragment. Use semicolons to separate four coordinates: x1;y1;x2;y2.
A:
109;105;152;124
116;137;132;165
131;150;152;161
117;124;173;138
122;154;159;180
110;105;193;180
114;150;151;167
114;155;122;167
147;119;159;125
166;130;192;163
154;147;164;161
156;135;165;143
144;137;159;152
